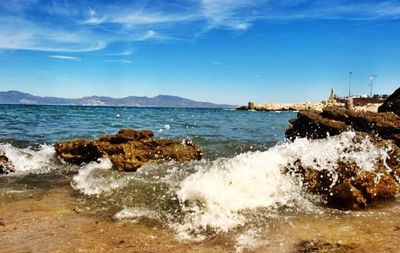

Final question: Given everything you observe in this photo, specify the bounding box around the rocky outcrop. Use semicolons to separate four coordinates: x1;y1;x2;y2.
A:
378;86;400;115
0;153;13;175
285;133;400;209
55;129;202;172
286;107;400;146
285;105;400;209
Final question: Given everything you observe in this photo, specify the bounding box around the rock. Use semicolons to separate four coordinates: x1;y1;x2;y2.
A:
295;239;356;253
285;109;348;140
287;143;400;209
378;86;400;115
0;153;13;175
55;129;202;171
54;140;104;165
286;107;400;146
285;110;400;209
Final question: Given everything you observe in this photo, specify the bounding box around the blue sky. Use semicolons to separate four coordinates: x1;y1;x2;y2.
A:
0;0;399;104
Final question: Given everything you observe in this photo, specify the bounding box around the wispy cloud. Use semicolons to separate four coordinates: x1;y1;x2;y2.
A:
108;49;134;56
0;16;107;52
49;55;80;61
104;59;132;64
1;0;400;53
81;8;105;25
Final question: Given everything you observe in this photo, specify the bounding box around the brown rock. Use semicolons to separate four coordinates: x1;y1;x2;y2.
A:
329;179;367;209
55;129;202;171
378;86;400;116
97;129;154;144
286;107;400;146
285;92;400;209
285;134;400;209
0;153;13;175
54;140;104;165
296;239;356;253
285;109;348;140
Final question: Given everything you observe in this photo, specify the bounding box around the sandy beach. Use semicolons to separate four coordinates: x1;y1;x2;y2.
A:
1;181;400;253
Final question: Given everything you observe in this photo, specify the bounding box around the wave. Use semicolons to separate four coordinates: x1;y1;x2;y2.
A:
173;131;386;239
71;158;131;195
1;131;394;243
0;143;56;174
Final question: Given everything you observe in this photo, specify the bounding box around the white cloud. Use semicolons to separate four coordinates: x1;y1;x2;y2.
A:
200;0;262;30
49;55;80;60
109;11;195;26
104;59;132;64
81;8;106;25
108;49;134;56
1;0;400;53
0;16;108;52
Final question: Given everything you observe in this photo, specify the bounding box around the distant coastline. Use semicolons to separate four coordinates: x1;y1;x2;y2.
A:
0;90;233;109
236;93;386;112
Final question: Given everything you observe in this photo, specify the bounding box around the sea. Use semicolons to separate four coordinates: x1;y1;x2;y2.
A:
1;104;399;252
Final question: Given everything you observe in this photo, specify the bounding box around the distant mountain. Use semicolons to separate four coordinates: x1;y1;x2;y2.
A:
0;91;233;108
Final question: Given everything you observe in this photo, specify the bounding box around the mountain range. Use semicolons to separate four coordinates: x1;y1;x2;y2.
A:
0;91;233;108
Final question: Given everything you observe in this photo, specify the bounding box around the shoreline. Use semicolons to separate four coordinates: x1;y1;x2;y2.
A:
1;184;400;252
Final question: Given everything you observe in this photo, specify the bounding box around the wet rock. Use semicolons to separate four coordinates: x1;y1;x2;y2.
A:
285;133;400;209
296;239;356;253
286;107;400;146
54;140;104;165
0;153;14;175
285;109;348;140
55;129;202;171
378;86;400;116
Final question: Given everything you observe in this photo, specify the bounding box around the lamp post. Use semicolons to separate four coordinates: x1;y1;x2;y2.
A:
369;74;377;98
348;71;352;97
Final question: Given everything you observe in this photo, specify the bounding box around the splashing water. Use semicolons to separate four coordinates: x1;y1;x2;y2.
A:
1;131;394;245
173;132;390;239
0;143;56;174
71;158;131;195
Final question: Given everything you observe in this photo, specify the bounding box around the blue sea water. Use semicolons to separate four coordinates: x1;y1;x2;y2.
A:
0;104;295;158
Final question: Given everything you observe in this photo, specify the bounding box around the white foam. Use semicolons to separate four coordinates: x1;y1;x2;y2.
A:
114;207;161;222
0;143;56;173
174;132;389;239
280;131;384;173
175;148;304;237
235;229;265;252
71;158;129;195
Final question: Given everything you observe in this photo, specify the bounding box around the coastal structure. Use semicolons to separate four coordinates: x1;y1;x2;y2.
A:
237;88;384;112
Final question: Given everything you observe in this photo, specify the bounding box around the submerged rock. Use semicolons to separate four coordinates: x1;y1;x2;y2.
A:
55;129;202;171
295;239;356;253
378;86;400;116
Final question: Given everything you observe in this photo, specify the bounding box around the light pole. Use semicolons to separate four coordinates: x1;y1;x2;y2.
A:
348;72;352;97
369;74;377;98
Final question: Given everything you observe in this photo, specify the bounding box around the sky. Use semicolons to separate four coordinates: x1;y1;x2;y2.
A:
0;0;399;105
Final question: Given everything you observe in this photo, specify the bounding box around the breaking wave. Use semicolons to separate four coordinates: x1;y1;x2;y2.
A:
0;143;56;174
1;131;394;243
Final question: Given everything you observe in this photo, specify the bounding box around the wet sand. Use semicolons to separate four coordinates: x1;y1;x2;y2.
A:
1;183;399;253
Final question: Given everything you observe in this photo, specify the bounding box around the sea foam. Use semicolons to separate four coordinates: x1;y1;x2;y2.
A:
71;158;130;195
174;132;388;239
0;143;56;173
